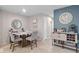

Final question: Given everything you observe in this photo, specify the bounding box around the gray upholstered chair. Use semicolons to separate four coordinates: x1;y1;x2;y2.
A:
9;32;22;52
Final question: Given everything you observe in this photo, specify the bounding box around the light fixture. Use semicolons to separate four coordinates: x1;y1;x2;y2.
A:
22;8;26;13
48;17;52;24
33;19;37;24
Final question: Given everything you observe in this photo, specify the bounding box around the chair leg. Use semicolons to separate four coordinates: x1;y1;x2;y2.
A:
10;44;12;49
52;39;54;46
35;40;37;47
21;40;24;47
12;44;15;52
21;41;23;47
30;41;33;50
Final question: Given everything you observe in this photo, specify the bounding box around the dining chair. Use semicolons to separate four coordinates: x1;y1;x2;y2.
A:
9;32;22;52
26;31;38;49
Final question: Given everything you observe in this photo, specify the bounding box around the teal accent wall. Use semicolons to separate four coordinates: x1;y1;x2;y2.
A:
54;5;79;33
54;5;79;47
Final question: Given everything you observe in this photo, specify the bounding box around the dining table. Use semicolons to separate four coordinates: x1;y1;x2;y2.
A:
12;32;32;47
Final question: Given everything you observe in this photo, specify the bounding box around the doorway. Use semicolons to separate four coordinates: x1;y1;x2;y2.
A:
44;16;54;40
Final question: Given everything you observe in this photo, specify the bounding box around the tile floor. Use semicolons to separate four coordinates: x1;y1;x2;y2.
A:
0;39;76;53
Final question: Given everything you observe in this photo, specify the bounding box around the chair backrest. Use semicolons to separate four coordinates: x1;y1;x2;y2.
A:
9;32;15;42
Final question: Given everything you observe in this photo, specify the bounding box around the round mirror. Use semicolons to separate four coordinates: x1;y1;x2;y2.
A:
11;19;22;29
59;12;73;24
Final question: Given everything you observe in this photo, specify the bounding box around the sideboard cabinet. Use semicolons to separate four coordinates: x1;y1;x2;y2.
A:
52;32;78;52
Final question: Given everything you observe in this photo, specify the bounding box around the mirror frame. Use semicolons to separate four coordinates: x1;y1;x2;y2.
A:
11;19;22;29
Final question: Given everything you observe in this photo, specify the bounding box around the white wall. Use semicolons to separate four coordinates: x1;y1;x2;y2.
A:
27;15;54;40
24;16;45;40
0;11;3;47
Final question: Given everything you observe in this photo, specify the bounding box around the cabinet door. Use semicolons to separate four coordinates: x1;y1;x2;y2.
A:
52;33;59;39
59;34;66;41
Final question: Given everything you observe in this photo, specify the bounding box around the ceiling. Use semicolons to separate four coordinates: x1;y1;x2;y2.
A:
0;5;70;17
